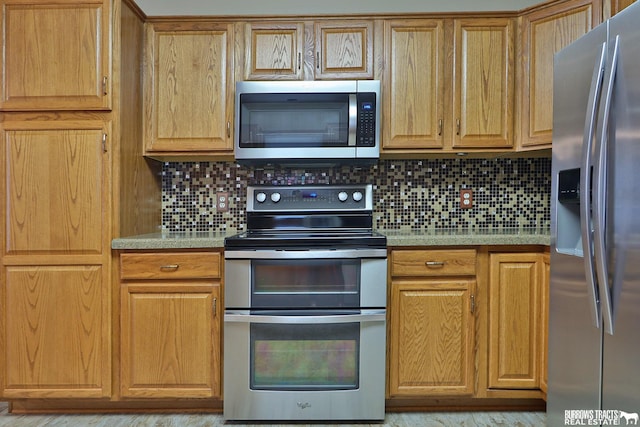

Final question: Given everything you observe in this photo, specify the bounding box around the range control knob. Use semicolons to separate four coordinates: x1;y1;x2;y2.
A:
256;192;267;203
338;191;349;202
270;192;281;203
352;191;363;202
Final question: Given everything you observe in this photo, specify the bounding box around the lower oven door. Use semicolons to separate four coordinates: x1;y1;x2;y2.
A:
223;309;386;421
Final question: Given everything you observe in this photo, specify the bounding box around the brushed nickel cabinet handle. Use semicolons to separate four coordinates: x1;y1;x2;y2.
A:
102;76;108;95
438;119;443;136
316;52;320;69
456;119;461;135
102;133;107;152
297;52;301;70
160;264;179;270
227;121;231;138
425;261;445;267
471;294;476;314
213;297;217;316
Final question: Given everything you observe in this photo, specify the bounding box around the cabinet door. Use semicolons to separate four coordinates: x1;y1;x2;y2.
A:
0;0;111;111
540;253;550;395
2;120;109;254
3;266;109;398
488;253;541;389
452;18;514;149
389;279;476;396
382;19;445;150
314;21;373;79
244;22;305;80
144;24;234;155
121;282;221;398
519;0;596;148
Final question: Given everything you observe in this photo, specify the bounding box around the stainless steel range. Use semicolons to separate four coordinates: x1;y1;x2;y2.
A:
223;184;387;422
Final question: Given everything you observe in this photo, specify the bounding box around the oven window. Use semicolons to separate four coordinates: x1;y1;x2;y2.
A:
250;322;359;391
251;259;360;308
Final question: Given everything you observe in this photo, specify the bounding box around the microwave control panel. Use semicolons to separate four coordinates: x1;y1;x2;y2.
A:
357;92;377;147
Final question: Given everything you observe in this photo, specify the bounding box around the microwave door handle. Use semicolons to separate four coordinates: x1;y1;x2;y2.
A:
580;41;607;329
348;94;357;146
225;309;386;324
593;35;619;336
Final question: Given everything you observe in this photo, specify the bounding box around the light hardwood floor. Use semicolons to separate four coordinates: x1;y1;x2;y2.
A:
0;402;545;426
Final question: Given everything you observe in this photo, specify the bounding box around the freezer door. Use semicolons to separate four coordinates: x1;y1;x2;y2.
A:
601;3;640;417
548;22;608;427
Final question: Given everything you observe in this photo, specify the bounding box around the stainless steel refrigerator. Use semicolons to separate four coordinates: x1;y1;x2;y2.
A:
549;2;640;426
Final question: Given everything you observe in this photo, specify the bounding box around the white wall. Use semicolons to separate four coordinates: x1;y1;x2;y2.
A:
134;0;545;16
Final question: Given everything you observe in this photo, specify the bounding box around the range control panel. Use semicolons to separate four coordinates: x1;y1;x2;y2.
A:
247;185;373;212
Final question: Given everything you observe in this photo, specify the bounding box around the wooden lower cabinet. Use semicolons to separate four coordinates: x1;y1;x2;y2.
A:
540;253;550;396
3;266;109;398
487;252;544;390
119;251;222;399
388;249;477;397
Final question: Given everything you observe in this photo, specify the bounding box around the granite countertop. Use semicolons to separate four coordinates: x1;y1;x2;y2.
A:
112;228;550;250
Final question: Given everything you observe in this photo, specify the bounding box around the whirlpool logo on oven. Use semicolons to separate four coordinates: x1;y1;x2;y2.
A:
564;409;639;425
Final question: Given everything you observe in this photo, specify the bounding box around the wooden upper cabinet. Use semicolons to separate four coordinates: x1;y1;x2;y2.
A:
144;23;234;156
243;20;373;80
244;22;305;80
382;19;445;150
382;17;513;153
519;0;598;149
452;18;514;149
314;21;373;79
0;0;112;111
609;0;637;17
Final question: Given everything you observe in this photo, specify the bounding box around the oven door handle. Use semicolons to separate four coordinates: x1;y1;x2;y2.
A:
224;309;386;324
224;249;387;259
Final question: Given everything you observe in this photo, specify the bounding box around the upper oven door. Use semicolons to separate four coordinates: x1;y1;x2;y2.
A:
234;80;380;164
225;249;387;310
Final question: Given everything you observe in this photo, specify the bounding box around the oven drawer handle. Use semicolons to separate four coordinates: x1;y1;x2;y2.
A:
224;249;387;259
224;310;386;324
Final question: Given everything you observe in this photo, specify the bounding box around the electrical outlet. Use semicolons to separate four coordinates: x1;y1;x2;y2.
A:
460;189;473;209
217;192;229;212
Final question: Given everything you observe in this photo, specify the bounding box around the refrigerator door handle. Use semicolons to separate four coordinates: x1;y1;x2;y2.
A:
593;35;620;336
580;42;607;329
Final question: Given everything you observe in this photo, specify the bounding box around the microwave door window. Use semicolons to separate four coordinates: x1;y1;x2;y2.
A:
239;93;350;148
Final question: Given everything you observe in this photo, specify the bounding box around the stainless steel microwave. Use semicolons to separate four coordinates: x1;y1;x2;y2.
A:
234;80;380;166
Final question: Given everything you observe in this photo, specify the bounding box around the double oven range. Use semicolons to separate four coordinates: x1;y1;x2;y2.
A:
223;184;387;422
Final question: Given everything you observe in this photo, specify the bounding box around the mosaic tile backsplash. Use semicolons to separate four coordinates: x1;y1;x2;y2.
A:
162;158;551;233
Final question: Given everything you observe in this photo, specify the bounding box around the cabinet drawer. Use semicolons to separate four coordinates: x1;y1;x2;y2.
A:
391;249;476;277
120;252;221;280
